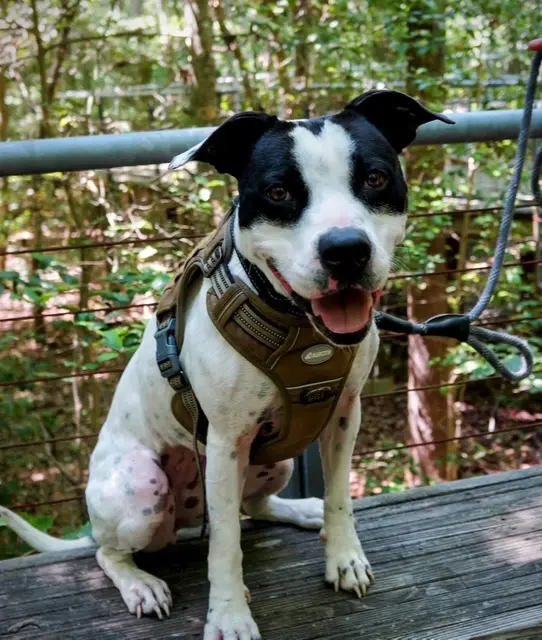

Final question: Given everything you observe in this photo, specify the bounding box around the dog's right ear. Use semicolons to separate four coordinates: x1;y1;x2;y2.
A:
169;112;277;179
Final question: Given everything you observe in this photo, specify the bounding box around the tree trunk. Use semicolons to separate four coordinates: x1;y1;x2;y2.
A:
405;0;457;483
213;0;258;109
185;0;218;124
293;0;313;118
0;66;8;272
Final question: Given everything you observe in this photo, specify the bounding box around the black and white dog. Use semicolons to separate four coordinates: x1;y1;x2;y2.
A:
1;90;452;640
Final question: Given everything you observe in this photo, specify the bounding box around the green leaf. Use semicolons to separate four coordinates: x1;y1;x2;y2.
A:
97;352;120;363
0;271;19;280
101;329;123;350
63;521;92;539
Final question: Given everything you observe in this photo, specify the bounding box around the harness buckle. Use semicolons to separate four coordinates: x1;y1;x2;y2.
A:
155;317;188;391
201;245;223;277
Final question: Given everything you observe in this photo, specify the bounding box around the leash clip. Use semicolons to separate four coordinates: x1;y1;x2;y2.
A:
422;314;471;341
155;317;189;391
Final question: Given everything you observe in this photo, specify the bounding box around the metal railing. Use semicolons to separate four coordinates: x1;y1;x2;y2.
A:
1;109;542;176
1;108;541;507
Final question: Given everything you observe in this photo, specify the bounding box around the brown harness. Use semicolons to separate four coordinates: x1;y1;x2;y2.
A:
155;209;359;465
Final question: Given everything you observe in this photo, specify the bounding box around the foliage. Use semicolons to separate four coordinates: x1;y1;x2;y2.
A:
0;0;540;558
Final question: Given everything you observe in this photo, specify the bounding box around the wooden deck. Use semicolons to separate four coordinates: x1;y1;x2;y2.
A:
2;467;542;640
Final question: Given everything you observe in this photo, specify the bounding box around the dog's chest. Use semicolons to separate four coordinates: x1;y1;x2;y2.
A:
161;399;284;525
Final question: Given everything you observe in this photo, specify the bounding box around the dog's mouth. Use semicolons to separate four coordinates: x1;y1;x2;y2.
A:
268;262;382;345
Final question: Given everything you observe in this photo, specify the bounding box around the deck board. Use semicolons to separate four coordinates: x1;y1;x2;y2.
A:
1;467;542;639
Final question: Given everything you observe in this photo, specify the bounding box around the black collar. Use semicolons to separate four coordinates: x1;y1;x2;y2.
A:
231;228;305;318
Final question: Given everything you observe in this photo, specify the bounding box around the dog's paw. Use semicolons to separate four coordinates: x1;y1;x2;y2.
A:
245;495;323;530
204;599;261;640
325;544;374;598
120;570;172;619
291;497;324;529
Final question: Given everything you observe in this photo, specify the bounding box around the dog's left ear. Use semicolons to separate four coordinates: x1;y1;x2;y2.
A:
344;90;454;152
169;111;278;179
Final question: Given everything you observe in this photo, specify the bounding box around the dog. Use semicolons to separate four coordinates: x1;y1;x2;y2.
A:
1;90;452;640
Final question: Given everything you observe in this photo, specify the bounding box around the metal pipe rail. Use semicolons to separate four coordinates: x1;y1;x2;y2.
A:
1;109;541;177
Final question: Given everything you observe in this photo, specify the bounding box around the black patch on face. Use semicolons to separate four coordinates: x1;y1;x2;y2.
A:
237;122;309;229
298;118;325;135
331;111;408;213
237;114;407;231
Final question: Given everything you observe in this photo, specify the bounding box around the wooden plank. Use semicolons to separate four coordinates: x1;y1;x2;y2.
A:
473;624;542;639
1;467;541;640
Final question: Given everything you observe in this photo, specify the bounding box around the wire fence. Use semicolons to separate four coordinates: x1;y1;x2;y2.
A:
3;367;540;455
2;198;540;516
1;309;540;389
1;203;536;258
8;418;542;512
2;259;540;327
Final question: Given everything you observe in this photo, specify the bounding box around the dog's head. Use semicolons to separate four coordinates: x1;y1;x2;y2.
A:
170;90;453;345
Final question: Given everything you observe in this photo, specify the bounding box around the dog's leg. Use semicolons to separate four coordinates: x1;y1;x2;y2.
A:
86;444;176;618
319;397;374;598
96;548;172;619
242;460;323;530
204;425;262;640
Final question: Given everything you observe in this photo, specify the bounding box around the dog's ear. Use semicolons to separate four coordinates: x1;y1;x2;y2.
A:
343;90;454;153
169;111;278;178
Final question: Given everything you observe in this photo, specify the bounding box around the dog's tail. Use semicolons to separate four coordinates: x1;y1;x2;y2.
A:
0;506;95;553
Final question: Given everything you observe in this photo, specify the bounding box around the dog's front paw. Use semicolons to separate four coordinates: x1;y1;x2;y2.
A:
204;599;261;640
121;570;172;619
325;542;375;598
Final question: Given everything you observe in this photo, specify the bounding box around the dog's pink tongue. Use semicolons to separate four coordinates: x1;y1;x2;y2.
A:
311;289;373;334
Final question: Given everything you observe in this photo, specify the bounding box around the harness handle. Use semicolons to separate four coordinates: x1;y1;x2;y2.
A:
376;43;541;382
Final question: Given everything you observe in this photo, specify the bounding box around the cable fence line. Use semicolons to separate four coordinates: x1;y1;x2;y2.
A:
0;363;531;390
388;258;542;282
1;204;536;258
0;301;158;324
356;420;542;457
0;367;125;388
2;261;540;327
1;232;207;257
1;313;540;389
3;369;540;451
0;433;99;451
8;419;542;512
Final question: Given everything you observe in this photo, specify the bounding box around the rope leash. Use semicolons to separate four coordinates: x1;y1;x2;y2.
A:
376;42;542;382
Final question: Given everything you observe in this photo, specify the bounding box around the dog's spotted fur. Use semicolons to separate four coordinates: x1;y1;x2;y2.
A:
0;90;452;640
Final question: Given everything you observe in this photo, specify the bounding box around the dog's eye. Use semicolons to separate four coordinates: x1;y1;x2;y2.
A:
266;186;292;202
365;171;388;189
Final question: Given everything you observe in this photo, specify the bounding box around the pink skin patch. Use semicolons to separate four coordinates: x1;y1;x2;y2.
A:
143;443;291;550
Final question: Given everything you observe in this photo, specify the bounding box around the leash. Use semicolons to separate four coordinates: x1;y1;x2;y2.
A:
376;41;541;382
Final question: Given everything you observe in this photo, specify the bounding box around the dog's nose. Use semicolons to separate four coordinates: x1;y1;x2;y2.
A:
318;227;372;281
